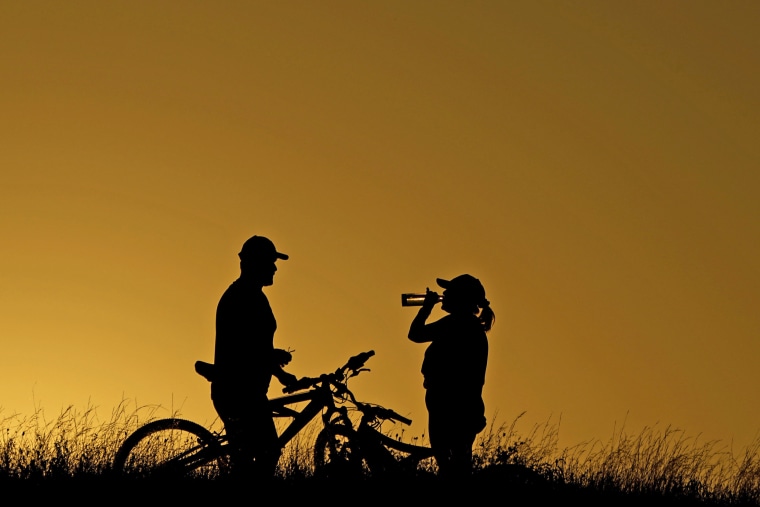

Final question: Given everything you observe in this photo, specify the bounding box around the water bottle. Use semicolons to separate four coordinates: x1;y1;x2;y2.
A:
401;293;443;306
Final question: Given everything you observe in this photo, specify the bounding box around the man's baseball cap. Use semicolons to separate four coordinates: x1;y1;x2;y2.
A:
239;235;289;260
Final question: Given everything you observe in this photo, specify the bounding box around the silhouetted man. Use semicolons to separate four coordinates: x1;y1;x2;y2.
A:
211;235;297;478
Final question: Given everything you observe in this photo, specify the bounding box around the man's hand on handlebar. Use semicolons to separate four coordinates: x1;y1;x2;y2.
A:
272;348;293;367
282;376;319;393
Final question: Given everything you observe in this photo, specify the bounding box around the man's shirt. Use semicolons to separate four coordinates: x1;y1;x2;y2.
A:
214;277;276;395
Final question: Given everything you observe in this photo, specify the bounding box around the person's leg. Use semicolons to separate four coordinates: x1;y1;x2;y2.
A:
428;419;450;475
212;414;254;478
426;390;456;477
212;387;267;478
248;404;280;479
447;431;477;478
426;390;483;479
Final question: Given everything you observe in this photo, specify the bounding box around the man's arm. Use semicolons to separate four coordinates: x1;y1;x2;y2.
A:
273;366;297;387
271;349;297;386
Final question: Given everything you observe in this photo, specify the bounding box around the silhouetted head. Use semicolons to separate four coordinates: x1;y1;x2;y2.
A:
437;274;495;331
238;235;288;286
437;274;485;312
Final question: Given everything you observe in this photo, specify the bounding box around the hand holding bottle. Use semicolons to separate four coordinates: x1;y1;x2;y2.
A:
422;288;442;309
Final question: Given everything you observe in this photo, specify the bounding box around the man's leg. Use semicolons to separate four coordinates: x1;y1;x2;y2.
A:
212;388;262;478
248;405;280;479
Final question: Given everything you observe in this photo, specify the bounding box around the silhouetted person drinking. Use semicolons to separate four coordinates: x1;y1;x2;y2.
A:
408;274;494;479
212;235;297;479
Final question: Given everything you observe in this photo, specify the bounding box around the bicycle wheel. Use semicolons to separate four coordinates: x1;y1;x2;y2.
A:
313;424;366;479
113;418;229;479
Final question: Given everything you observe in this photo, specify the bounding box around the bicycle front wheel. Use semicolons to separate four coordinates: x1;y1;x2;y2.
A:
313;424;366;479
113;418;229;479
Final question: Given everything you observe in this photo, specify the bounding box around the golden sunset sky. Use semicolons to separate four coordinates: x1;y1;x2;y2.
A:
1;1;759;451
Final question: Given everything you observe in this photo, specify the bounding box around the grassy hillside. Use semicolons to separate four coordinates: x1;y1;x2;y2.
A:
1;403;757;505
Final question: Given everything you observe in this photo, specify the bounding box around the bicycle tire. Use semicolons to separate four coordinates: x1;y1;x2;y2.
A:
313;424;366;479
113;418;229;479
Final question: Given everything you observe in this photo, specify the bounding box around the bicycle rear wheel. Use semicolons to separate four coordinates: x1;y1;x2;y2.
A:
113;418;229;479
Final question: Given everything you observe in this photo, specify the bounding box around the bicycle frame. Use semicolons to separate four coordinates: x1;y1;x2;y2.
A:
207;351;377;453
269;381;339;448
193;353;366;452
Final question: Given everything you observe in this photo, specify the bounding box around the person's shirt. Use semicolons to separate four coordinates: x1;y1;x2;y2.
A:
418;313;488;394
214;277;276;395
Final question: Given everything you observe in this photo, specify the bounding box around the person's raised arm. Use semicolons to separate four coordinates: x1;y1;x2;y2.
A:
408;289;440;343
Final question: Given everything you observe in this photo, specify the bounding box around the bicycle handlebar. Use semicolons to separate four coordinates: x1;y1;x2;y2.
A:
344;350;375;372
278;350;414;427
281;350;376;394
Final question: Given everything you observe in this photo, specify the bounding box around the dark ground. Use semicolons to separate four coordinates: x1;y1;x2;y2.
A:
2;475;754;507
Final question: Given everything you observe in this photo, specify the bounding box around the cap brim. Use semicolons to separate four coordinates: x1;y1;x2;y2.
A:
436;278;450;288
238;251;289;260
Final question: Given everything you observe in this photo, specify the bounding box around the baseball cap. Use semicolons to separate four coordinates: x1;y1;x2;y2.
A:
239;235;289;260
436;274;485;303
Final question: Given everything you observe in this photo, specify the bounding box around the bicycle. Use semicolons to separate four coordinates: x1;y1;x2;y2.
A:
112;350;434;479
310;374;435;479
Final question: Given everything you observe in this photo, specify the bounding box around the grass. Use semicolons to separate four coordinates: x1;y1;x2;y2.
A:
0;402;758;505
472;412;760;505
0;399;164;480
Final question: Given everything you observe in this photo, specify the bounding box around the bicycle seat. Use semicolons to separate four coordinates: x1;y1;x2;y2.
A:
195;360;216;382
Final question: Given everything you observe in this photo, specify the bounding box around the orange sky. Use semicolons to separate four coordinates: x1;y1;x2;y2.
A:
1;1;759;451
